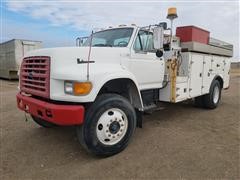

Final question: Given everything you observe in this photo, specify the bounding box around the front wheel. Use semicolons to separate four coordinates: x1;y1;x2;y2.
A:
76;94;137;157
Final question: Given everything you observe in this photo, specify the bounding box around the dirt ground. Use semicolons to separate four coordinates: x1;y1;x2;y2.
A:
1;70;239;179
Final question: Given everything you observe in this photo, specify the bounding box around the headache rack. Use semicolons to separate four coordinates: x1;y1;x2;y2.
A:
20;56;50;98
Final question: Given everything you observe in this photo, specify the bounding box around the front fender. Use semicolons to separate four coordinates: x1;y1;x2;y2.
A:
50;63;143;108
90;64;143;108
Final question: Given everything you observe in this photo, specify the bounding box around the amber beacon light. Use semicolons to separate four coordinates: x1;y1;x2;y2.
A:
167;7;178;20
167;7;178;39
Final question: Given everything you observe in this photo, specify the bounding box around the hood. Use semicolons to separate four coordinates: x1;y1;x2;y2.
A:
25;46;129;63
24;46;130;80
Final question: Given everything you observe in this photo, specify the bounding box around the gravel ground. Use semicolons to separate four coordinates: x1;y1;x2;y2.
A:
0;70;239;179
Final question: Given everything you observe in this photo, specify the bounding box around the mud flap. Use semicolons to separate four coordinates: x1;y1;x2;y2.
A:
136;109;143;128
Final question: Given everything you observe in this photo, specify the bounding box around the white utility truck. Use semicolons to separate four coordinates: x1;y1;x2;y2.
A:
16;8;232;156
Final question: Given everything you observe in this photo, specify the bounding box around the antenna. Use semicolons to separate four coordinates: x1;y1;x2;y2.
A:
87;31;93;80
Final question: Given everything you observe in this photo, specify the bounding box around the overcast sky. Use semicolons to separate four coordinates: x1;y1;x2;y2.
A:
1;0;239;59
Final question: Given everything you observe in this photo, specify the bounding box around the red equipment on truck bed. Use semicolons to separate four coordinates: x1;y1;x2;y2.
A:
176;26;210;44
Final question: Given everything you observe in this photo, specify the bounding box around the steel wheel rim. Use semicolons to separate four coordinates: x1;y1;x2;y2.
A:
96;108;128;145
213;85;220;104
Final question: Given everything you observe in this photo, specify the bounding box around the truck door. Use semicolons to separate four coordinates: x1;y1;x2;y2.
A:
129;30;165;90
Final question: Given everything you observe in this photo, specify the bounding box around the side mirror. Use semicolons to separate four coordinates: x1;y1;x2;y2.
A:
156;50;163;58
153;27;164;50
159;22;167;30
76;36;88;46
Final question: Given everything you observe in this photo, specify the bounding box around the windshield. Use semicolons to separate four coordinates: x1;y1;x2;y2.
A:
83;28;133;47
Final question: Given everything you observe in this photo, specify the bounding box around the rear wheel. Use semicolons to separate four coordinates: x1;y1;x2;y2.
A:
31;115;56;128
194;96;204;107
76;93;136;157
203;80;222;109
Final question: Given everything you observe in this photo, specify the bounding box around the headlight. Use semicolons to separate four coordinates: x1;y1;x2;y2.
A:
64;81;92;95
64;81;74;94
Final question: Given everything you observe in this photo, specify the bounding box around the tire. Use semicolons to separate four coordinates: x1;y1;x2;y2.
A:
76;93;137;157
203;80;222;109
194;96;205;107
31;115;56;128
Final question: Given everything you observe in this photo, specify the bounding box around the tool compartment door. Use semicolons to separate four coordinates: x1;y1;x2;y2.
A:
211;55;225;75
202;55;213;94
223;58;231;88
189;53;204;97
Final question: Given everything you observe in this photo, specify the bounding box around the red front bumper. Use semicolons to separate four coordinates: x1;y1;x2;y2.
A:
16;93;85;125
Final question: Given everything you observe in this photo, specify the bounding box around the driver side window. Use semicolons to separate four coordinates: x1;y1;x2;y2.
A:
114;37;130;47
134;30;154;52
92;38;106;45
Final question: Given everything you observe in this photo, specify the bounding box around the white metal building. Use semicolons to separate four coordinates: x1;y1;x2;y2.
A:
0;39;42;79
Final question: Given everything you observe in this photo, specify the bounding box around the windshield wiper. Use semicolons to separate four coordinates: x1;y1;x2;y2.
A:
93;44;112;47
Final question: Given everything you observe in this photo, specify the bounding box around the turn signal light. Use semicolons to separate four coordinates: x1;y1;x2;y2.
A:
73;82;92;95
